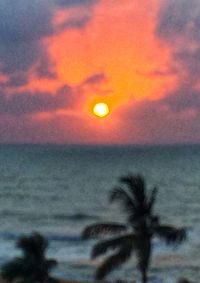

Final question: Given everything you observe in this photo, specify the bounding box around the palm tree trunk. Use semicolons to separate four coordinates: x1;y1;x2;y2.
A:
139;235;151;283
142;270;147;283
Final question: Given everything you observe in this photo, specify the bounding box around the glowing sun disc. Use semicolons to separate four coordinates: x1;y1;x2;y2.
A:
93;102;110;118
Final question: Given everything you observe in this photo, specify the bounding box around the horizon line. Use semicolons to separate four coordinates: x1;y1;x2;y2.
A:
0;142;200;147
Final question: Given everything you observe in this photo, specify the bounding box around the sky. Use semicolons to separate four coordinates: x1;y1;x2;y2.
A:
0;0;200;144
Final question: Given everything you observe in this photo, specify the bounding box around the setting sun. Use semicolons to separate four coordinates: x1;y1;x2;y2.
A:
93;103;110;118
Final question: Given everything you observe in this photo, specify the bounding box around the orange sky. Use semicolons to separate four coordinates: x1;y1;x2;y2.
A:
0;0;200;144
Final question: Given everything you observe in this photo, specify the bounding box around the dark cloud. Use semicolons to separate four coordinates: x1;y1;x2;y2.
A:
173;48;200;85
156;0;197;42
56;15;91;32
0;41;42;74
0;0;98;86
1;73;29;88
35;49;57;79
56;0;98;7
0;113;91;144
136;68;177;78
0;85;72;115
117;90;200;144
83;73;106;85
156;0;200;86
0;0;53;82
134;0;200;144
122;0;200;144
0;41;48;88
161;87;200;113
0;1;53;43
154;0;200;141
0;70;107;118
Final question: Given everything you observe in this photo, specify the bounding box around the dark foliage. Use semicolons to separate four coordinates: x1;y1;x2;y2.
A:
2;233;57;283
82;174;186;283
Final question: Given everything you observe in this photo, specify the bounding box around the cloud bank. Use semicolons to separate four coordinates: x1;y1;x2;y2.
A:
1;0;200;144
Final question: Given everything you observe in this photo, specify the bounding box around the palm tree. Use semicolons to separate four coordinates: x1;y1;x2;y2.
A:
2;232;57;283
82;174;186;283
178;279;192;283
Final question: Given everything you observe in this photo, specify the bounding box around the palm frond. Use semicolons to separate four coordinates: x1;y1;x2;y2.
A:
147;187;158;213
3;233;57;283
46;259;57;270
17;233;48;258
1;258;25;282
92;234;136;258
120;175;146;205
82;223;127;239
95;243;134;280
154;225;186;244
110;187;136;211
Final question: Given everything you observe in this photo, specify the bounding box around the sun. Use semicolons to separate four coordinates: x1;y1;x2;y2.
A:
93;102;110;118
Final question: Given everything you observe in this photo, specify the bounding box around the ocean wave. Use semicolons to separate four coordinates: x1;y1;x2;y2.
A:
0;210;46;221
0;210;100;222
46;233;83;242
0;192;63;201
0;231;21;240
66;258;100;268
0;231;83;243
53;213;100;221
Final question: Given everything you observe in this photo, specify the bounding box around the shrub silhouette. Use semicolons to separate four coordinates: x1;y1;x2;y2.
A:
83;174;186;283
2;232;57;283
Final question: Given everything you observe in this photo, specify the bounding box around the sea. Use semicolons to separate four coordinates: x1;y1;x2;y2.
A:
0;144;200;283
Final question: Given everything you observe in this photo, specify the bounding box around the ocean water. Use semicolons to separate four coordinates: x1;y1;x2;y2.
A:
0;144;200;283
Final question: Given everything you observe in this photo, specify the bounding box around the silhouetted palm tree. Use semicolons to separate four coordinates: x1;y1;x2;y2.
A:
2;232;57;283
177;279;193;283
83;174;186;283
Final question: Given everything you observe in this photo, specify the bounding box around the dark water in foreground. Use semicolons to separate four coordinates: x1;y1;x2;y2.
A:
0;144;200;283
